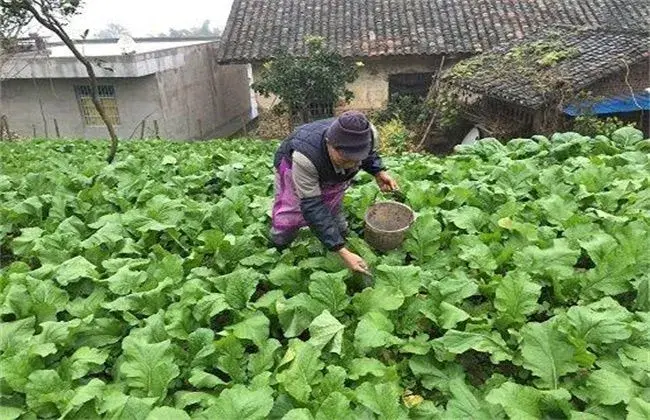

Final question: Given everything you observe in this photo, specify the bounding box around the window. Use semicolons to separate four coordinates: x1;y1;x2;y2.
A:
307;102;334;120
75;85;120;126
291;102;334;124
388;73;434;98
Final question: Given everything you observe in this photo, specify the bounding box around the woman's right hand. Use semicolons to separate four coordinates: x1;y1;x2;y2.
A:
338;248;371;275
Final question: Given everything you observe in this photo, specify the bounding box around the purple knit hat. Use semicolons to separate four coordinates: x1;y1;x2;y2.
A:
326;111;372;161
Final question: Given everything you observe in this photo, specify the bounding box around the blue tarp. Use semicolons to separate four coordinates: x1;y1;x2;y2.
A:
564;91;650;116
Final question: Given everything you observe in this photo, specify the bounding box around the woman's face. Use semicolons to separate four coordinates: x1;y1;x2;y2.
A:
327;145;360;169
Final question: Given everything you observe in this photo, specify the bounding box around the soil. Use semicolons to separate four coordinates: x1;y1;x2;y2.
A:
365;202;414;232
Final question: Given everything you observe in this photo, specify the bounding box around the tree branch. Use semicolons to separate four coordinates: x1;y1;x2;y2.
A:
22;1;119;163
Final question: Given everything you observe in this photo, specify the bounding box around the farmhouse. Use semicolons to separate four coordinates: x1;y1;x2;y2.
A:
0;36;253;140
218;0;648;121
441;26;650;139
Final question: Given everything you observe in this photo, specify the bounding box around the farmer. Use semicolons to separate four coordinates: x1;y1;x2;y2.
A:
271;110;398;274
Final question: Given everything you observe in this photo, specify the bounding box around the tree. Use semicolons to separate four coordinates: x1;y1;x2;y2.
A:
95;23;129;39
252;36;360;125
0;0;119;163
0;2;32;80
157;19;221;38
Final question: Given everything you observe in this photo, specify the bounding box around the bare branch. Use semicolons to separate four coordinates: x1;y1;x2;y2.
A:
15;0;120;163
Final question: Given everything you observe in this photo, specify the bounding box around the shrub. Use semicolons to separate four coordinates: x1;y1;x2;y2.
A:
370;93;432;128
376;118;413;155
572;115;636;138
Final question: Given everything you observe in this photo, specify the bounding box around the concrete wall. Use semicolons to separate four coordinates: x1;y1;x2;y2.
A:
0;43;252;140
252;55;456;112
155;43;251;139
5;48;191;79
0;76;162;139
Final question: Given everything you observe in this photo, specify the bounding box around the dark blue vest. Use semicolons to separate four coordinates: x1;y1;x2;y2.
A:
275;119;360;185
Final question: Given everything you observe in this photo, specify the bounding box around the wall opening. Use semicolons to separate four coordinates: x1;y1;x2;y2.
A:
75;85;120;126
388;72;434;98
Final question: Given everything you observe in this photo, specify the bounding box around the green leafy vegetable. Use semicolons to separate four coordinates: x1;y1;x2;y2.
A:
1;130;648;417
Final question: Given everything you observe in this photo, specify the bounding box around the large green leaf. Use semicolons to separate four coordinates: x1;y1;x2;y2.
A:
313;365;347;401
103;266;147;295
354;311;403;353
348;357;388;380
214;335;247;383
565;298;632;347
520;320;579;389
99;391;157;419
248;339;282;378
494;272;541;326
352;286;405;314
193;292;229;323
146;406;191;420
188;369;226;389
435;329;511;363
456;235;497;273
227;312;270;347
355;381;407;420
269;264;305;294
277;293;321;338
618;345;650;378
24;369;71;418
627;398;650;420
55;256;99;286
0;317;35;356
408;355;465;392
59;346;109;381
434;270;479;303
81;222;126;249
444;206;486;233
485;381;572;420
374;265;422;297
25;280;69;323
59;379;106;419
11;227;44;256
282;408;314;420
307;310;344;354
611;126;644;145
315;392;353;420
513;239;580;279
195;384;274;420
538;194;579;226
276;341;324;403
585;369;638;405
308;271;349;315
213;269;261;310
404;212;442;261
119;337;180;400
576;229;642;299
442;378;494;420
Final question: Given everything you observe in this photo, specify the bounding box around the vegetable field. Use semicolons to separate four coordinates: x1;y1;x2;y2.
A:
1;128;649;419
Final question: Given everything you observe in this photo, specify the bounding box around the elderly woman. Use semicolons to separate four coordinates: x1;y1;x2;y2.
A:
270;111;398;274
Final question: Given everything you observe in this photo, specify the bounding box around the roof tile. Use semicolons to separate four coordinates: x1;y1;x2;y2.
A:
445;27;650;108
218;0;649;63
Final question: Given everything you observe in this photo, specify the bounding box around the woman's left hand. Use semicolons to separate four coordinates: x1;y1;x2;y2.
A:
375;171;398;192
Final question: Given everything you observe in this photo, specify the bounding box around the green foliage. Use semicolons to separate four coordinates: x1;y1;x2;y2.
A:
573;115;636;138
506;40;579;68
371;93;432;127
252;36;359;122
440;31;583;134
376;118;413;155
1;126;649;418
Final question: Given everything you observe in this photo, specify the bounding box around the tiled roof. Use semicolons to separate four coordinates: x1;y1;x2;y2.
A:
444;26;650;109
218;0;649;63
